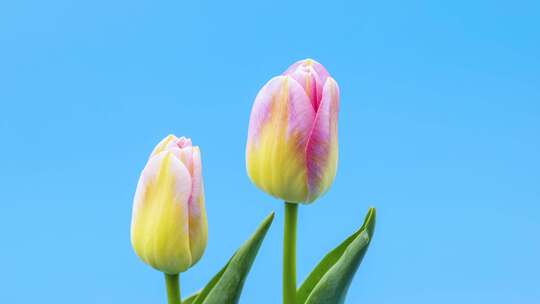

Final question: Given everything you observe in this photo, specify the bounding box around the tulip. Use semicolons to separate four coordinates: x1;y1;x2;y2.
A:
131;135;208;275
246;59;340;304
246;59;340;204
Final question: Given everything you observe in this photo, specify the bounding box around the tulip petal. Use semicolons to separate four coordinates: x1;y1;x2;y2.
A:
305;77;340;203
131;151;193;274
163;145;207;264
186;146;208;264
284;59;330;109
247;75;316;202
177;136;193;148
150;134;178;157
288;67;321;110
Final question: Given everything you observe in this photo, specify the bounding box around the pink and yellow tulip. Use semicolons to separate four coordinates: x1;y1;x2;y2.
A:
131;135;208;274
246;59;340;203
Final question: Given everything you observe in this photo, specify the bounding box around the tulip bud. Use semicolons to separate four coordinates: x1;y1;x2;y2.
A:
131;135;208;274
246;59;340;203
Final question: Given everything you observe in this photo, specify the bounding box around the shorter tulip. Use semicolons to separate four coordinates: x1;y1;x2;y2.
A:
131;135;207;274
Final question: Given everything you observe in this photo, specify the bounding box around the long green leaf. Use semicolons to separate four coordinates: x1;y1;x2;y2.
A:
186;212;275;304
297;207;376;304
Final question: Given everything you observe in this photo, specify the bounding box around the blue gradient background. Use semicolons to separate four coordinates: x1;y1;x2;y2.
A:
1;1;539;303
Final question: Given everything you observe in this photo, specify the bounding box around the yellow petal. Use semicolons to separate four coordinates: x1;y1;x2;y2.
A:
131;151;193;274
246;76;315;202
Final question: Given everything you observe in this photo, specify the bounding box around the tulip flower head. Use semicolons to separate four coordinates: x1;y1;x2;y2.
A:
131;135;207;274
246;59;340;203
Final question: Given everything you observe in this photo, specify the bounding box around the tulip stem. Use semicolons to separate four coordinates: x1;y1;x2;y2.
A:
165;273;181;304
283;202;298;304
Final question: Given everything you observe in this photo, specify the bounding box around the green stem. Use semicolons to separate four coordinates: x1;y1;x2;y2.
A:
283;202;298;304
165;273;181;304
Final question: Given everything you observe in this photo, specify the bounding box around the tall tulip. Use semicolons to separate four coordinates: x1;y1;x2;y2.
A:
245;59;340;304
131;135;207;304
246;58;340;204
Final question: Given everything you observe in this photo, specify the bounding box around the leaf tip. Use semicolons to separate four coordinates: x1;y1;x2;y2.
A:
363;207;376;240
260;211;275;229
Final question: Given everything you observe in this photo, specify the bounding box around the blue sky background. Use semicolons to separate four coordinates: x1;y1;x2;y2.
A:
1;0;539;303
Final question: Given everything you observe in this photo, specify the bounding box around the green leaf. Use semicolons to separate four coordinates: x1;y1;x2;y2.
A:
297;207;376;304
183;292;200;304
185;212;275;304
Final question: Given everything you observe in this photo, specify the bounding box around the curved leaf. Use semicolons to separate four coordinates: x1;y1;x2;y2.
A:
186;212;275;304
297;207;376;304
